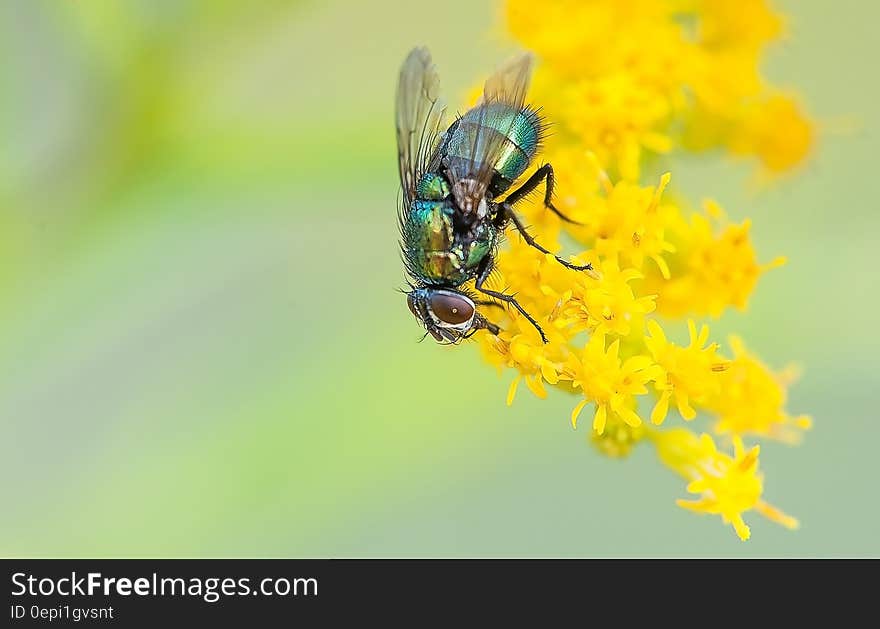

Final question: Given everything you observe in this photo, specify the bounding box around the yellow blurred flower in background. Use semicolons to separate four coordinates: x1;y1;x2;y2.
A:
708;337;813;443
473;0;813;539
507;0;813;180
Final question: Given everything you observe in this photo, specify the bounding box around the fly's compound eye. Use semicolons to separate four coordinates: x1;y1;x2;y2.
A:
429;292;475;326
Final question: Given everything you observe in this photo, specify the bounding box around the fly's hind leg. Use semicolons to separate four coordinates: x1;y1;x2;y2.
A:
501;163;581;225
474;255;548;344
500;203;594;273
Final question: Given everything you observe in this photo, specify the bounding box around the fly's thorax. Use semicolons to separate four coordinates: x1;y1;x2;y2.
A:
402;197;497;286
407;198;452;249
403;198;457;283
416;172;450;200
451;178;489;219
464;221;495;268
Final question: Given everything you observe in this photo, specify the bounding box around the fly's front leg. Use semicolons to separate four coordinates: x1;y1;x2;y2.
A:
473;299;505;309
501;163;581;224
501;203;593;273
468;314;500;337
474;255;548;344
471;299;503;335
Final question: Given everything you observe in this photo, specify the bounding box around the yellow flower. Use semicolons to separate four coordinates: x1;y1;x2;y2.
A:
516;145;602;233
506;0;684;85
467;0;813;539
653;429;798;541
480;308;569;406
554;255;657;338
563;170;677;280
546;73;672;180
591;418;646;458
681;0;784;48
645;319;729;424
505;0;813;176
646;202;786;317
707;336;812;443
729;93;815;174
493;239;586;319
564;335;661;434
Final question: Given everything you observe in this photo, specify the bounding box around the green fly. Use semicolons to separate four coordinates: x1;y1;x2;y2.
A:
396;47;592;344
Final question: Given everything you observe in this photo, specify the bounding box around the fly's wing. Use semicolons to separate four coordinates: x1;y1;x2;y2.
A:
444;52;534;205
396;47;446;214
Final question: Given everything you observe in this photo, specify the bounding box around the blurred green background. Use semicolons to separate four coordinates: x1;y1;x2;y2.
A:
1;0;876;557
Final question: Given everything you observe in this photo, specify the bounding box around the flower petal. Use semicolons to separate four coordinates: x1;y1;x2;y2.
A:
592;403;607;434
651;390;671;425
525;374;548;399
617;405;643;428
571;398;590;429
506;375;522;407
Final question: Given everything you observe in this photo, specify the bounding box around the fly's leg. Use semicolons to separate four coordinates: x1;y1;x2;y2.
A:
480;317;500;335
501;163;581;224
501;203;593;273
472;300;503;336
473;299;505;309
467;314;500;338
474;255;548;344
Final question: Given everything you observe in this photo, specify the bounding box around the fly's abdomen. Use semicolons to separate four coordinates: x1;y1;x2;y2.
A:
443;103;543;196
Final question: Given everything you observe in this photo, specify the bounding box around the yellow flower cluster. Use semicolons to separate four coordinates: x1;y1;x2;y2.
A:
506;0;814;181
653;430;799;540
475;0;813;540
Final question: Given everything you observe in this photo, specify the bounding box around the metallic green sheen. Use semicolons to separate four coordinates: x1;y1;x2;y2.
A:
402;103;534;286
416;173;450;200
409;199;453;252
444;103;541;194
465;238;491;268
403;199;497;285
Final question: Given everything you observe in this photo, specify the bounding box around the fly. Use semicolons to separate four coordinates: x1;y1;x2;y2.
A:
395;47;592;344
